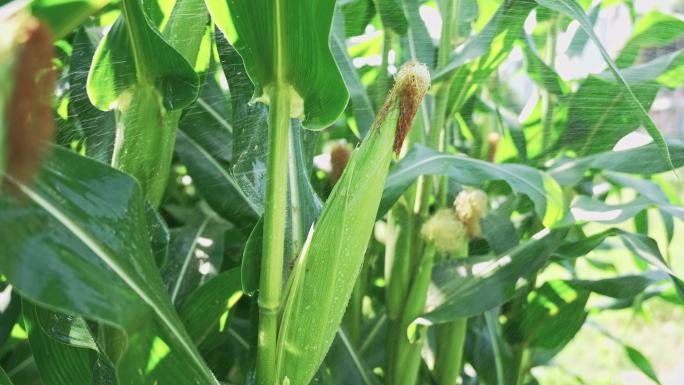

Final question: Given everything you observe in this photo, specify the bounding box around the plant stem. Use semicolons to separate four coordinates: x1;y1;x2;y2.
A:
393;242;436;385
256;83;290;385
434;320;467;385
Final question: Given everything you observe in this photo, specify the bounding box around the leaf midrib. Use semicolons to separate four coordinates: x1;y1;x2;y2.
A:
9;175;217;385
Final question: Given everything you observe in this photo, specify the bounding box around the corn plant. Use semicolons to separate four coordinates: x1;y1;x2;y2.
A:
2;0;684;385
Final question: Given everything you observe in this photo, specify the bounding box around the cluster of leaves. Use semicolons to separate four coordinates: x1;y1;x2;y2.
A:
1;0;684;384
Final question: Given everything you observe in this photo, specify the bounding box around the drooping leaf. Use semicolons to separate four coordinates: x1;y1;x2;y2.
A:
554;228;684;299
616;11;684;68
380;145;565;227
568;271;668;299
206;0;349;129
0;147;218;385
420;229;566;325
562;50;684;155
549;139;684;186
87;0;199;111
570;196;684;224
535;0;674;169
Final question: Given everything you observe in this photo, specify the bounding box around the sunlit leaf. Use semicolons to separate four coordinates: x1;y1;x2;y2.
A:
421;230;567;324
206;0;349;129
0;148;218;385
536;0;674;169
380;145;565;227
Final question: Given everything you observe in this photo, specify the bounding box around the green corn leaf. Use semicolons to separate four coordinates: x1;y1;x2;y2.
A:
550;139;684;186
86;0;206;204
275;62;430;385
69;27;116;163
376;0;408;35
434;0;535;81
146;202;170;269
0;283;20;349
22;300;98;385
31;0;109;39
175;126;260;230
567;4;599;57
562;50;684;156
174;64;261;229
325;329;381;385
0;368;10;385
514;281;589;362
332;7;375;137
444;0;535;117
625;345;662;385
568;271;668;299
0;147;218;385
523;36;568;96
87;0;199;112
571;196;684;224
400;0;435;69
554;228;684;299
616;11;684;68
179;268;242;345
162;215;230;307
206;0;349;129
340;0;375;37
216;31;268;213
241;217;263;296
535;0;674;170
420;229;566;325
178;72;234;165
380;145;565;227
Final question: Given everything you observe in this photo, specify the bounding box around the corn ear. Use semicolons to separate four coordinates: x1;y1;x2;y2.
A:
275;62;430;385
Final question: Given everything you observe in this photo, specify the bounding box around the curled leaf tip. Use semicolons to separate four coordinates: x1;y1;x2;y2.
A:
393;61;430;154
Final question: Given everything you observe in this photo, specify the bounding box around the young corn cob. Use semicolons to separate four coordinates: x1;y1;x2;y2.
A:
275;61;430;385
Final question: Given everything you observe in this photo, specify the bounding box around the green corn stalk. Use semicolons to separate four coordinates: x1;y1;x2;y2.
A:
393;241;435;385
274;61;430;385
434;320;467;385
